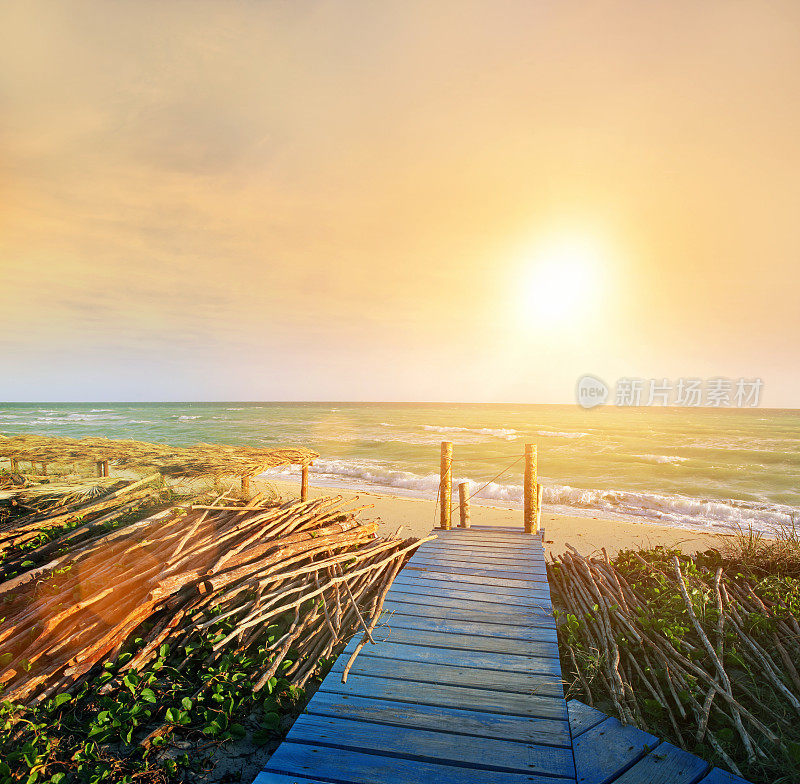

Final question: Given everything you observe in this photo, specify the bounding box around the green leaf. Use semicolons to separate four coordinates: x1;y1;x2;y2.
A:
262;711;280;730
140;688;156;704
165;707;178;724
229;723;246;739
52;693;72;708
181;697;193;711
786;740;800;764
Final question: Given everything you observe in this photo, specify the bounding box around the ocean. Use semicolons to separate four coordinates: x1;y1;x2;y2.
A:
1;402;798;536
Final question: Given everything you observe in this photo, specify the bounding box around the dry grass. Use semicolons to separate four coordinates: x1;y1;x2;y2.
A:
723;516;800;578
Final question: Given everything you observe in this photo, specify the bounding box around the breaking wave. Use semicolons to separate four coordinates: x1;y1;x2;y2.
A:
261;458;796;535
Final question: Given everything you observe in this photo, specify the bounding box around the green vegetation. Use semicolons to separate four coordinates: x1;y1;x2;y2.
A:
0;607;332;784
550;526;800;784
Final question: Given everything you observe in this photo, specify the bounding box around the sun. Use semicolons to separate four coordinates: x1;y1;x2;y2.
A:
517;234;605;326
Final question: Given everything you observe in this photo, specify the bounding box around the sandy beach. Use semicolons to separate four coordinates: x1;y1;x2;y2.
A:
265;478;734;558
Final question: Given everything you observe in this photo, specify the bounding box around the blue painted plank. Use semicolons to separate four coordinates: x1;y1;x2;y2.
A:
415;543;541;562
387;582;552;608
696;769;753;784
329;651;565;696
304;690;573;747
435;527;540;542
612;741;709;783
264;742;570;784
382;598;554;628
409;555;549;578
392;573;550;600
573;717;659;784
379;608;559;642
285;713;576;778
363;624;555;657
568;700;609;737
318;671;569;719
408;560;549;581
405;564;549;586
411;546;547;564
253;772;331;784
340;636;561;672
387;584;552;609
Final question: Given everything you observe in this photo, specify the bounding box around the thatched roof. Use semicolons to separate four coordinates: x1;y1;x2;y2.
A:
0;433;316;478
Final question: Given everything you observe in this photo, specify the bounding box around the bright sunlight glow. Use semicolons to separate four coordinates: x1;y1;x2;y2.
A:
517;234;605;328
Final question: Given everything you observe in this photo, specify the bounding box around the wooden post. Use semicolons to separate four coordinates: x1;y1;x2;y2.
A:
102;460;110;477
524;443;537;534
439;441;452;530
301;464;310;502
535;482;543;536
41;463;47;476
241;474;250;498
458;482;470;528
96;460;103;478
10;458;18;473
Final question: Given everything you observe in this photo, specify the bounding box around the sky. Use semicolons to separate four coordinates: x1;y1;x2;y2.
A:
1;1;799;405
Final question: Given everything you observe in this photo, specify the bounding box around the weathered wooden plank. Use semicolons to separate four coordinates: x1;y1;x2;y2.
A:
387;579;551;608
411;549;543;569
382;598;553;628
364;624;556;657
568;699;609;737
381;609;558;642
285;713;576;778
319;671;568;720
385;588;553;615
253;772;329;784
392;573;551;602
414;538;543;554
341;636;561;672
264;742;569;784
393;571;552;597
304;690;572;747
417;545;544;563
430;537;543;552
435;526;537;540
424;538;543;554
409;555;549;579
329;652;565;696
612;741;709;784
696;769;752;784
403;562;547;588
573;716;659;784
412;554;541;572
409;553;548;576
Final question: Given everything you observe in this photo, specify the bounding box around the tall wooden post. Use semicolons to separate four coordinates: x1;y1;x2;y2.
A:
301;464;310;501
96;460;103;478
439;441;452;530
524;443;538;534
102;460;110;477
241;475;251;498
10;458;18;473
458;482;471;528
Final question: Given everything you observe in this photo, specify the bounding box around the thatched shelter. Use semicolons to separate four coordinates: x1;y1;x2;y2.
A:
0;432;316;478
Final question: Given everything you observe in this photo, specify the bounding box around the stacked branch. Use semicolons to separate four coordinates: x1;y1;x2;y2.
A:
0;494;426;712
0;474;166;561
549;546;800;779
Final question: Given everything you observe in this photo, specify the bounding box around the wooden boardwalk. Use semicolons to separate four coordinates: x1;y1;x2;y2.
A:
568;700;751;784
255;526;576;784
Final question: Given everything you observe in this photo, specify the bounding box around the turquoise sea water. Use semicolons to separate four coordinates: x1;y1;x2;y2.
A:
1;402;798;535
